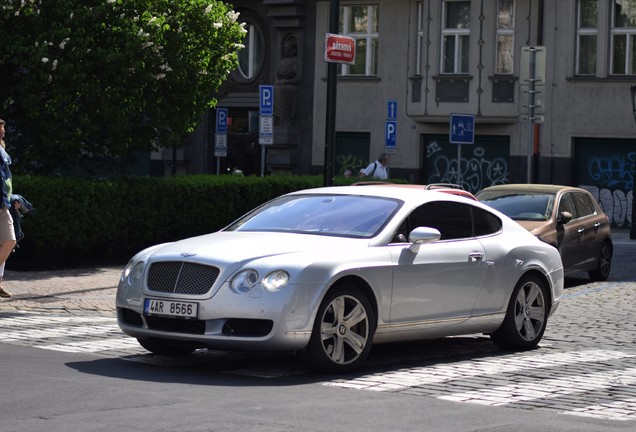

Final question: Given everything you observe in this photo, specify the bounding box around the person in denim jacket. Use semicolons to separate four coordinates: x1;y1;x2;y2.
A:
0;119;16;299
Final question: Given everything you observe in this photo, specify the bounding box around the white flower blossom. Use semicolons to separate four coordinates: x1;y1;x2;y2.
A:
69;12;74;19
107;0;116;4
41;57;49;63
239;23;247;34
204;4;213;14
52;59;58;70
59;38;70;49
155;73;166;80
149;17;157;23
227;10;240;22
234;43;245;49
142;41;154;49
159;64;173;72
213;22;222;29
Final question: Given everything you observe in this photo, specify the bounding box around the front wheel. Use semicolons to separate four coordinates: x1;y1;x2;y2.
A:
588;240;612;281
490;274;549;351
304;285;376;374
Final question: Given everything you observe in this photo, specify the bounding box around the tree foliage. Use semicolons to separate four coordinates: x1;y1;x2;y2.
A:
0;0;245;174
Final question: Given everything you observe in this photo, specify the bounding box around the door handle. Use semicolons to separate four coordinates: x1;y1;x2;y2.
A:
468;251;484;262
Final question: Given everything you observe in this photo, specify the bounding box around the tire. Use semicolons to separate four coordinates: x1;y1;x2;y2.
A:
304;285;376;374
490;274;549;351
137;338;197;356
588;240;612;281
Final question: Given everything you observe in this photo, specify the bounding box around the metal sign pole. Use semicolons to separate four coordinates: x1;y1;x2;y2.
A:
527;47;536;184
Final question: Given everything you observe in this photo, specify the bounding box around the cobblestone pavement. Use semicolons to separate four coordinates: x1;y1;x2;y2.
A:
0;230;635;423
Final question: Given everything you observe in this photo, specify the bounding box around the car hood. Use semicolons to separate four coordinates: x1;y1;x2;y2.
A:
143;231;367;266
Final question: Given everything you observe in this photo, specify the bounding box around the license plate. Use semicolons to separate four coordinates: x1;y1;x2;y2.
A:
144;298;198;318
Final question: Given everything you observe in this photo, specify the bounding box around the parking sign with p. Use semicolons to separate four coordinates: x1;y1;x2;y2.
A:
260;85;274;116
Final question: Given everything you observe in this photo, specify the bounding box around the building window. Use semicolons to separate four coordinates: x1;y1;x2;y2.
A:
339;5;379;76
611;0;636;75
416;1;425;76
576;0;598;75
237;23;264;80
441;1;470;74
496;1;514;74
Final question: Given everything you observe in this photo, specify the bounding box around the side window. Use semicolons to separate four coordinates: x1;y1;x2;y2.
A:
572;192;596;218
472;207;502;236
558;193;577;218
408;201;473;240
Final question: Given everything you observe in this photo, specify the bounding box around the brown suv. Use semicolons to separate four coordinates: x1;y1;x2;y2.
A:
477;184;612;281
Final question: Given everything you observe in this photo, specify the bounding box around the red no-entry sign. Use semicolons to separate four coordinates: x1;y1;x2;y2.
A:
324;33;356;65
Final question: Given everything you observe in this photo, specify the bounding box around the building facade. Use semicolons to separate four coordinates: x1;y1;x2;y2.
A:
171;0;634;228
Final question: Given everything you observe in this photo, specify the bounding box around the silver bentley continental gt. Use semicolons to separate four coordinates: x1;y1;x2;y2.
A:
116;185;564;373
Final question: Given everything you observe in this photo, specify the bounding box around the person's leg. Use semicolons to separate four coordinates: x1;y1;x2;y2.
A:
0;207;16;299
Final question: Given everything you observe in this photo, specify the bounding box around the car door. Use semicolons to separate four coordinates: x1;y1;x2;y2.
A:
555;192;585;270
572;191;604;269
389;201;487;323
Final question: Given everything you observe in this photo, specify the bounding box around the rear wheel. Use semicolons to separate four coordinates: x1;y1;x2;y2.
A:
588;240;612;281
490;274;548;350
305;285;376;374
137;338;197;356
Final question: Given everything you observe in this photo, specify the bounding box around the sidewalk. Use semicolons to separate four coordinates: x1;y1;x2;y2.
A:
0;229;633;315
0;266;121;315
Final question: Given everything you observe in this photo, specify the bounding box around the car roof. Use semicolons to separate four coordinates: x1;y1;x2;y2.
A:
351;182;478;200
287;184;479;204
477;184;589;195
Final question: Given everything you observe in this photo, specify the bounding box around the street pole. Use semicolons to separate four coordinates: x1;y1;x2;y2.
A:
323;0;339;187
526;47;537;184
630;85;636;239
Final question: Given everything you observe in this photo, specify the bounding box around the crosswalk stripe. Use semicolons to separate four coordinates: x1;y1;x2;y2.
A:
439;367;636;405
325;350;635;390
36;337;142;353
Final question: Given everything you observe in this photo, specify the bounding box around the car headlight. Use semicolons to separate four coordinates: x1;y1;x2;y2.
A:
230;269;260;293
123;261;145;286
262;270;289;291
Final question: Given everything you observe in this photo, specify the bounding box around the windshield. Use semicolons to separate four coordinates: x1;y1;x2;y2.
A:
478;192;555;221
225;194;401;238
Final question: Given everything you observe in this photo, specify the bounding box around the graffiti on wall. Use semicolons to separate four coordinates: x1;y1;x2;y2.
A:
426;141;509;193
577;150;635;228
336;153;367;177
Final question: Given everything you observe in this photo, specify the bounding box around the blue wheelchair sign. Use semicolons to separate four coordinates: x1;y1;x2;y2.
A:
450;114;475;144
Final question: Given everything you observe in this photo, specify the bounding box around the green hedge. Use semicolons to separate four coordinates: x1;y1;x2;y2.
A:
8;174;366;270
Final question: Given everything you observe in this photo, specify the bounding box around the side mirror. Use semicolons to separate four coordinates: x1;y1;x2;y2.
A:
557;211;573;225
409;227;441;253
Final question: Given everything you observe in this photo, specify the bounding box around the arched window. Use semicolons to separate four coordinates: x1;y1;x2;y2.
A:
238;23;264;79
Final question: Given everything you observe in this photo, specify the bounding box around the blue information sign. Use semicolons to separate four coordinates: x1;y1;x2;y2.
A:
450;114;475;144
216;108;228;133
259;85;274;116
387;100;398;120
385;120;397;149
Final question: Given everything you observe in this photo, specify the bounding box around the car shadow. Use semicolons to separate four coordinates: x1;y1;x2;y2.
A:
66;335;524;387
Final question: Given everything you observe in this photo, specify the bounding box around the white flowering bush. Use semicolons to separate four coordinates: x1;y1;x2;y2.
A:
0;0;245;173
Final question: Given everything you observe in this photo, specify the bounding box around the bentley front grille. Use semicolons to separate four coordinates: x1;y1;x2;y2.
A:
147;261;220;295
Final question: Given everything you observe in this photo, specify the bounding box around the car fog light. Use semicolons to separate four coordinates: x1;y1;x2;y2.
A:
263;270;289;291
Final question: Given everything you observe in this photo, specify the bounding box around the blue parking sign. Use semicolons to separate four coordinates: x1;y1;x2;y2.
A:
385;120;397;149
216;108;228;133
259;85;274;116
